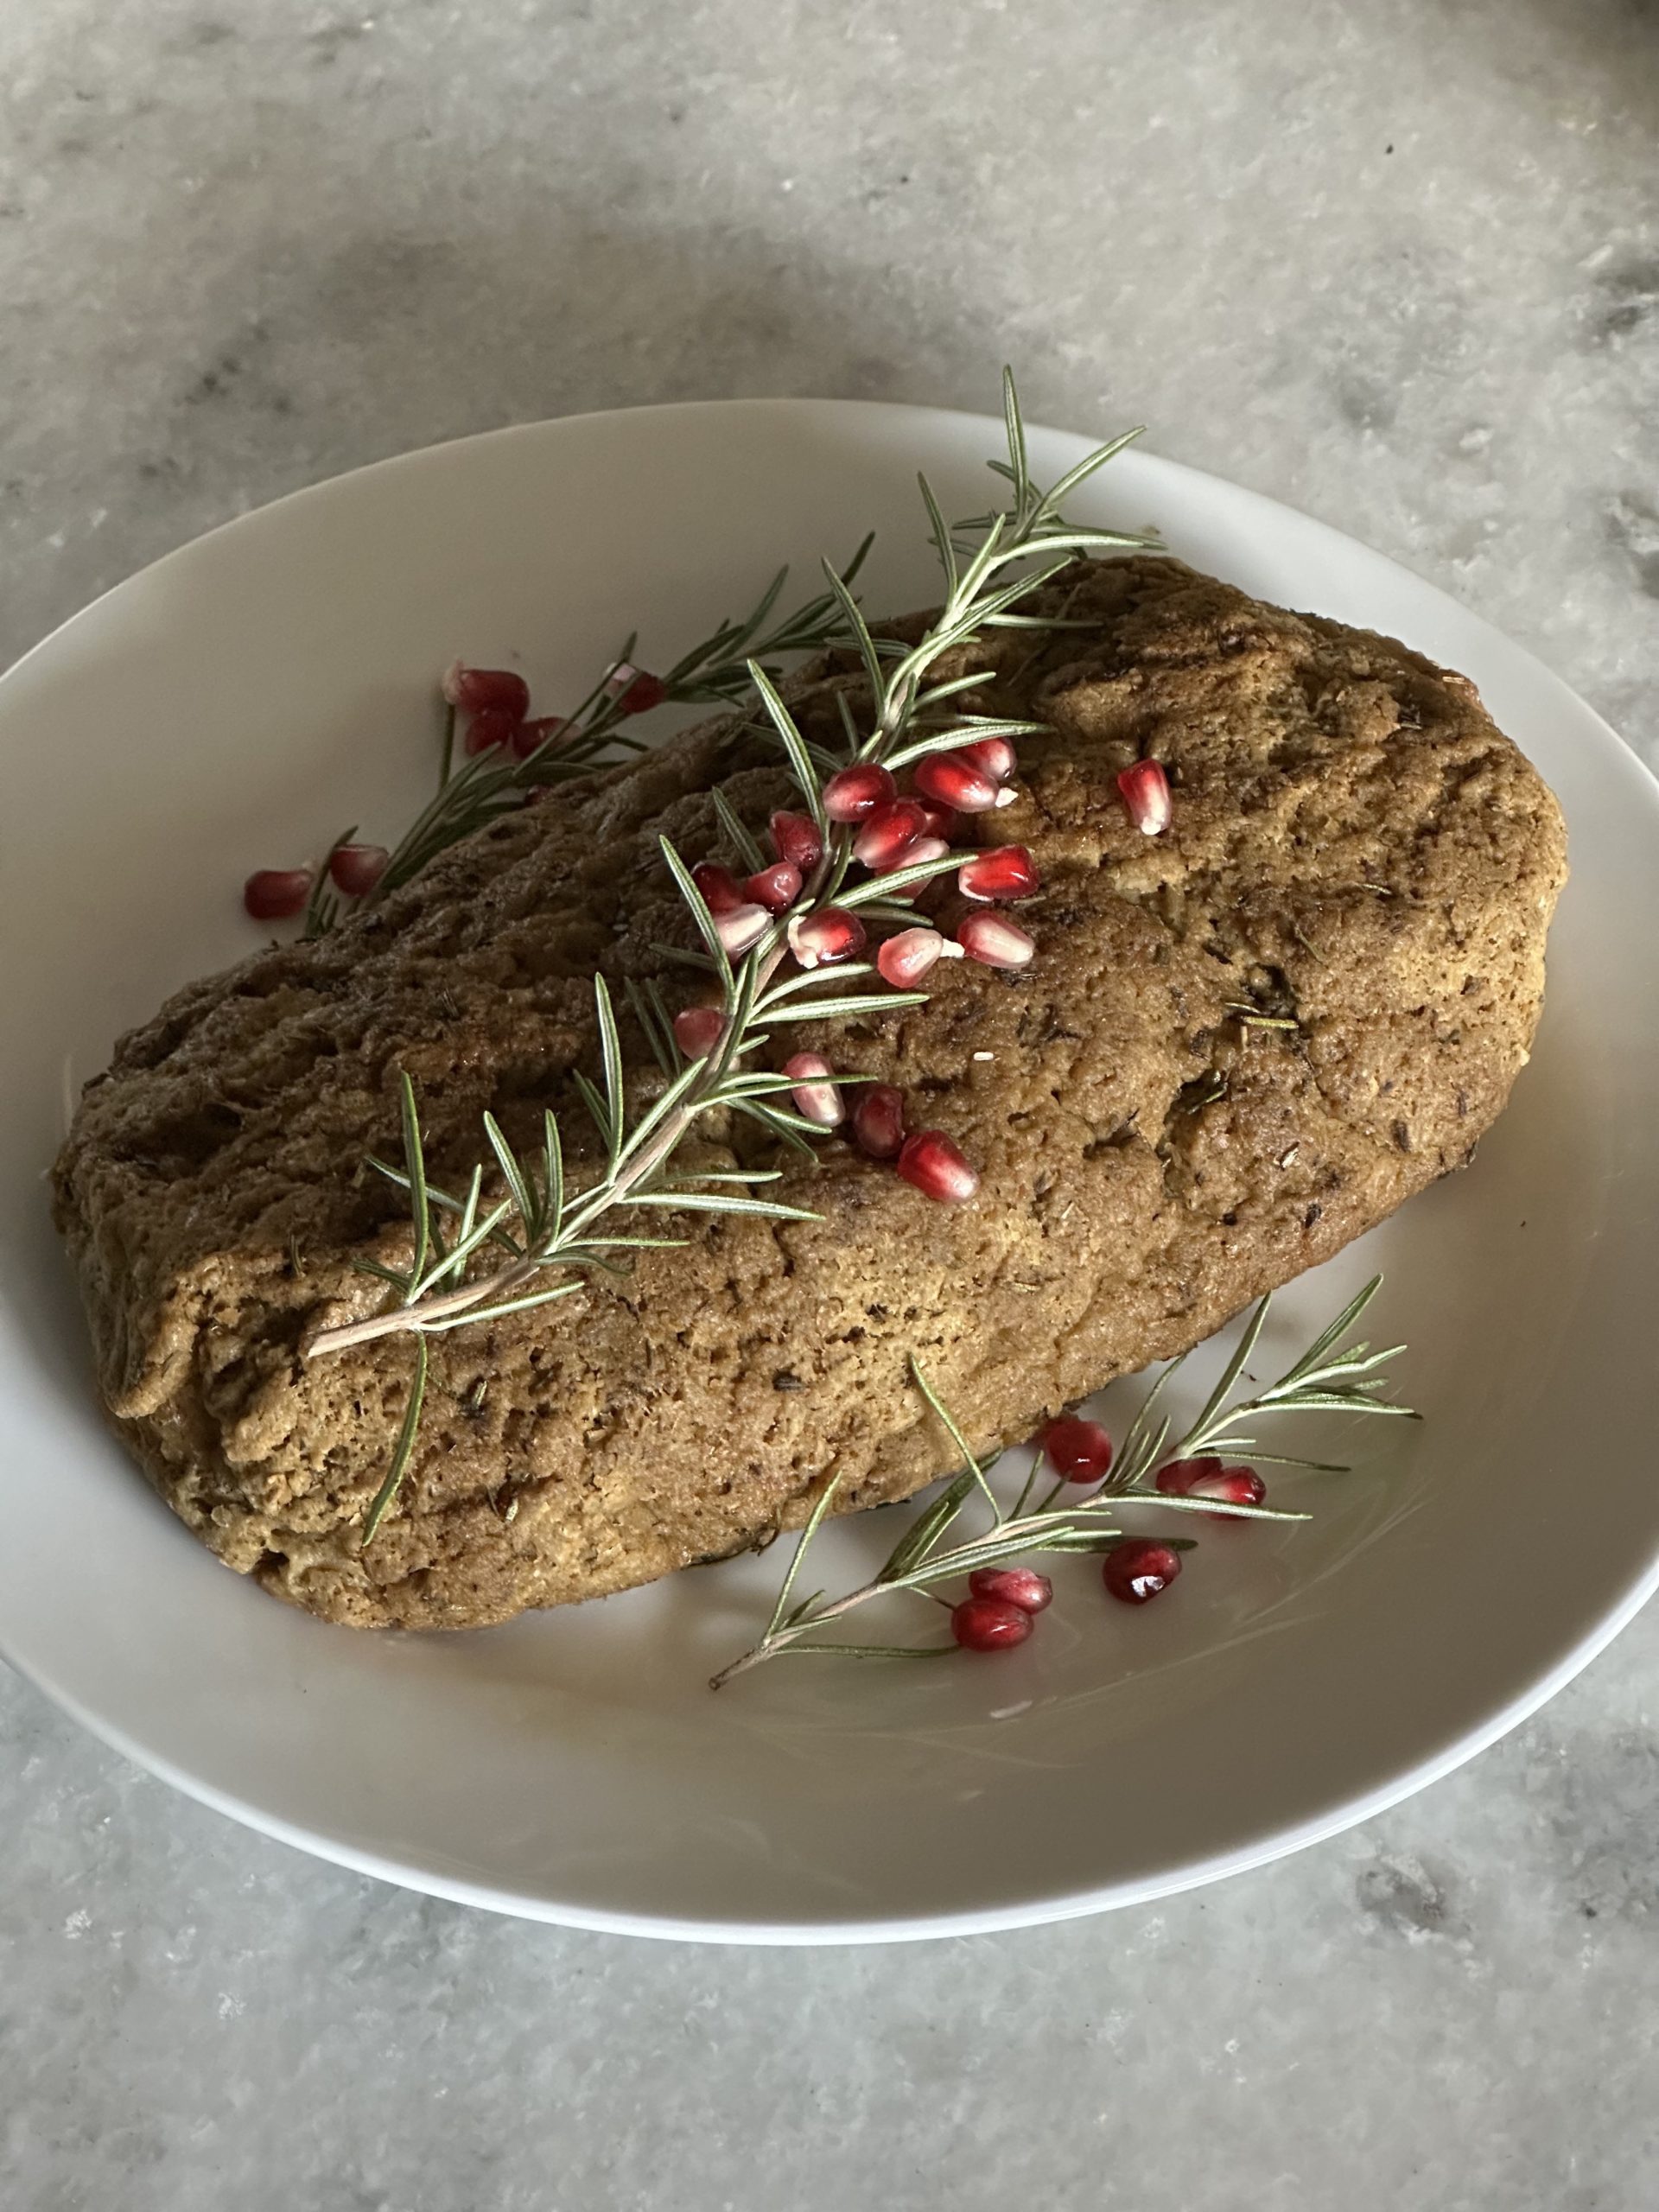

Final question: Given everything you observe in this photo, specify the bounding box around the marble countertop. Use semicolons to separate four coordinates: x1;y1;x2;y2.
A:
3;1;1656;2204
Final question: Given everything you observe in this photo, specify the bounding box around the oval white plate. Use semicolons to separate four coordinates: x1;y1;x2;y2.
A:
2;400;1656;1944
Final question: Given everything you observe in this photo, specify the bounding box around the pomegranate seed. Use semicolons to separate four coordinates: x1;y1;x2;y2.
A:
915;800;959;842
783;1051;844;1127
969;1566;1052;1613
714;903;771;955
442;663;530;719
853;799;928;871
1156;1458;1267;1519
914;750;1017;814
1043;1417;1113;1483
463;705;523;755
957;846;1040;902
957;912;1035;969
960;734;1016;779
673;1006;727;1059
691;861;745;915
243;868;311;920
822;762;897;823
787;907;867;969
876;925;963;987
850;1084;906;1159
950;1597;1033;1652
327;842;389;898
604;662;668;715
770;810;823;870
901;836;950;867
1117;759;1172;836
1103;1540;1183;1605
511;715;571;760
745;861;803;913
896;1129;979;1203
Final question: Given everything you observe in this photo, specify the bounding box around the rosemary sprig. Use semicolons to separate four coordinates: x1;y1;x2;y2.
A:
308;373;1157;1544
709;1277;1414;1685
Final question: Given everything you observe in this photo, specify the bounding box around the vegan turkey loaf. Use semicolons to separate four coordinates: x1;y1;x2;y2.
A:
52;556;1567;1630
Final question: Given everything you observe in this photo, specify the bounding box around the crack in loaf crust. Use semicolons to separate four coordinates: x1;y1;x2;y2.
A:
52;558;1567;1630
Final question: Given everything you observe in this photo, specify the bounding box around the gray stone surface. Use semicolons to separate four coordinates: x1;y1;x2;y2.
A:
2;0;1656;2203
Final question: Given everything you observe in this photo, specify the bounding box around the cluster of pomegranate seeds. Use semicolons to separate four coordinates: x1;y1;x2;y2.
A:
243;868;312;921
1103;1540;1183;1605
1116;758;1172;836
1155;1456;1267;1519
896;1128;979;1202
1042;1416;1114;1483
850;1084;906;1159
784;1052;844;1127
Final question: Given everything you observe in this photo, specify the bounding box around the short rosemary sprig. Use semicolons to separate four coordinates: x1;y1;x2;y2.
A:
709;1276;1414;1685
308;376;1155;1545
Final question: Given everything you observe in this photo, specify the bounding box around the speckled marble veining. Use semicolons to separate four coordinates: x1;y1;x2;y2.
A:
3;0;1656;2205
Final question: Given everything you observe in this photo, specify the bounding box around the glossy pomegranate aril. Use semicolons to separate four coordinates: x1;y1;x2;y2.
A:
691;861;745;915
896;1129;979;1203
787;907;867;969
822;762;897;823
1156;1458;1267;1518
957;912;1035;969
914;800;959;842
853;799;927;871
327;842;389;898
850;1084;906;1159
511;715;571;760
969;1566;1052;1613
950;1597;1033;1652
605;662;668;715
1102;1540;1183;1605
463;705;523;755
745;861;803;913
1117;758;1172;836
960;734;1016;779
243;868;311;921
876;925;961;988
957;846;1040;902
769;810;824;870
914;750;1016;814
714;902;771;955
673;1006;727;1059
1043;1416;1113;1483
442;663;530;719
783;1051;844;1127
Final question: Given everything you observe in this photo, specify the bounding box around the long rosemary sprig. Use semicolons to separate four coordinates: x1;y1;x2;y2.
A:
306;374;1156;1541
710;1277;1414;1684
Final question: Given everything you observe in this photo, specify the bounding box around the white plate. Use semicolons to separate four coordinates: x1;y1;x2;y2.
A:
2;400;1656;1944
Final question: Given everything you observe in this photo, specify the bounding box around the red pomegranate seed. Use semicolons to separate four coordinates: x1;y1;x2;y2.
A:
243;868;311;920
969;1566;1052;1613
442;663;530;719
787;906;867;969
1103;1540;1183;1605
915;800;959;841
853;799;927;871
950;1597;1033;1652
900;836;950;868
957;912;1035;969
511;715;571;760
714;902;771;955
1117;759;1172;836
961;734;1016;779
604;662;668;715
957;846;1040;902
1156;1458;1267;1518
769;810;824;870
850;1083;906;1159
691;861;745;915
463;705;523;755
914;750;1017;815
822;762;897;823
745;861;803;913
896;1129;979;1203
876;925;963;987
783;1051;844;1127
673;1006;727;1059
1043;1417;1113;1483
327;842;389;898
